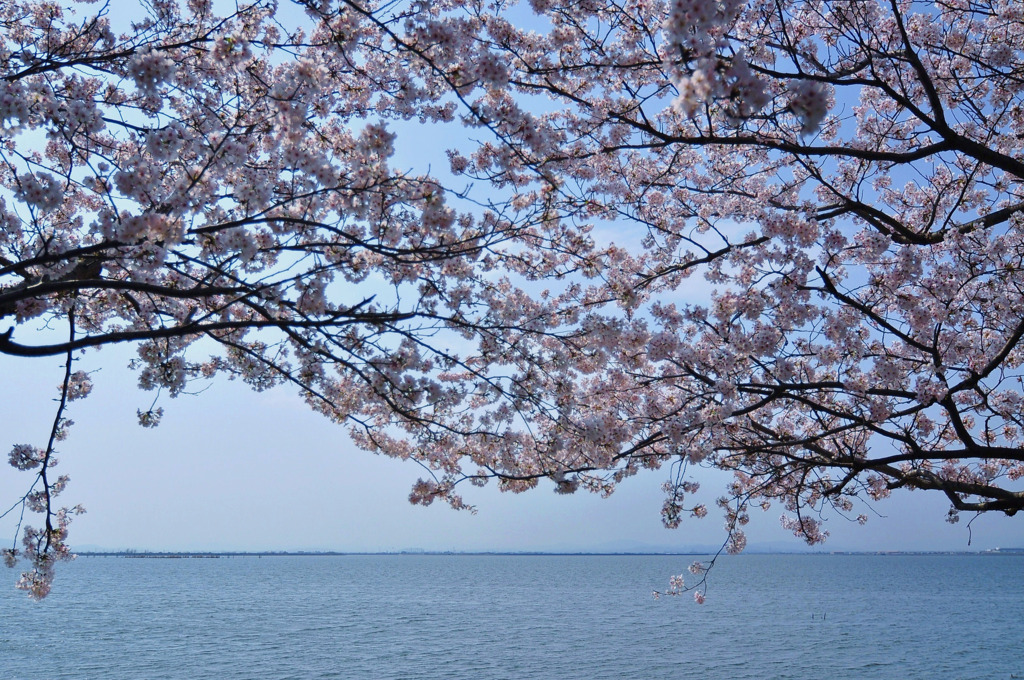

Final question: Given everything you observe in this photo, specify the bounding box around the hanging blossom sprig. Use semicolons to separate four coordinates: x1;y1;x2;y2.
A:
3;312;86;599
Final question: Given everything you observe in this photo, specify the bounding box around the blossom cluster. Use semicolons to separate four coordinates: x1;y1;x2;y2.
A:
127;49;176;91
9;444;45;471
17;173;63;212
787;80;830;134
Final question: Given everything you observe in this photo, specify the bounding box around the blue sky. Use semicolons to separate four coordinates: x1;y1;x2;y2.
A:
2;1;1022;556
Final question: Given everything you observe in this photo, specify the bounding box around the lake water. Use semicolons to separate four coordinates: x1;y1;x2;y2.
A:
1;554;1021;679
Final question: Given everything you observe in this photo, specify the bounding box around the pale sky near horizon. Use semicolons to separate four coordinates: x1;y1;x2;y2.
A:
2;1;1023;558
2;344;1022;555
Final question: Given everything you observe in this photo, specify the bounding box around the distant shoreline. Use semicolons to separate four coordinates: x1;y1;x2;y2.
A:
76;548;1024;558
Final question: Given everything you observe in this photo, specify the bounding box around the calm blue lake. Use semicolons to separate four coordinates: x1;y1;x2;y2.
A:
1;554;1021;679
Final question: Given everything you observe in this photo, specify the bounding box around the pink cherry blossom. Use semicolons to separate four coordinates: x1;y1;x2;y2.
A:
4;0;1024;601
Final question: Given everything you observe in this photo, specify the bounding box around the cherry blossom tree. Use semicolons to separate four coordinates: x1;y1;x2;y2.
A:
3;0;1024;601
362;0;1024;598
0;0;603;597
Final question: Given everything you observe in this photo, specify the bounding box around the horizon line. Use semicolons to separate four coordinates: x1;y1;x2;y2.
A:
74;548;1023;557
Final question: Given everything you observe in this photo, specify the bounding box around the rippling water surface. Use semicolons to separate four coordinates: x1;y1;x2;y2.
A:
2;554;1021;679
